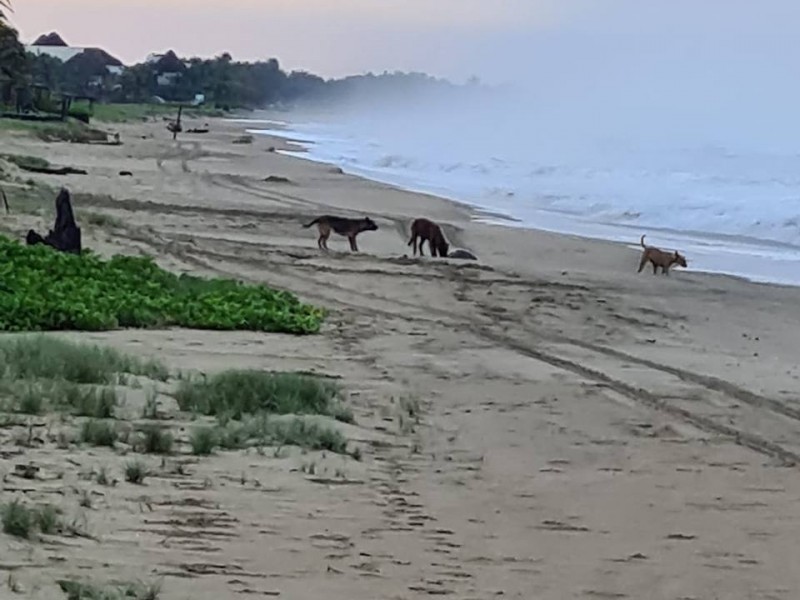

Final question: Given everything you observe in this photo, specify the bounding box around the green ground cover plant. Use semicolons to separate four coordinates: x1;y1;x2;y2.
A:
0;237;324;333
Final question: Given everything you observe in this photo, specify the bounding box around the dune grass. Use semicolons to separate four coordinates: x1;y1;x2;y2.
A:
80;420;118;447
214;414;349;454
0;336;168;384
175;370;347;420
124;460;148;485
189;426;217;456
58;578;161;600
136;424;174;454
1;500;64;539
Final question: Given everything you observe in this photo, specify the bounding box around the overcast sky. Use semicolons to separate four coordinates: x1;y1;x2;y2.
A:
11;0;800;88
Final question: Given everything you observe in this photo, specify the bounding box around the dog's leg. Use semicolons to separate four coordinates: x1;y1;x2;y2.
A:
638;253;648;273
412;236;418;256
652;262;658;275
349;235;358;252
419;239;426;257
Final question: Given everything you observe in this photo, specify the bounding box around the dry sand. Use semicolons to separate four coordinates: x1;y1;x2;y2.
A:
2;114;800;599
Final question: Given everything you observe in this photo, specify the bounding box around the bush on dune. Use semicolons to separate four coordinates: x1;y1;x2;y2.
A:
0;237;324;334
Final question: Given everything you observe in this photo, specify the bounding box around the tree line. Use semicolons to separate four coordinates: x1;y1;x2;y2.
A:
2;2;463;111
30;52;460;109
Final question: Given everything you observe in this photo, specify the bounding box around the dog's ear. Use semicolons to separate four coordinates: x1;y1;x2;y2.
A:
674;251;679;258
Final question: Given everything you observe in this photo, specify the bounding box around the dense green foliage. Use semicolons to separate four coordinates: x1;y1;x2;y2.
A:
0;3;27;98
27;49;459;109
0;237;324;333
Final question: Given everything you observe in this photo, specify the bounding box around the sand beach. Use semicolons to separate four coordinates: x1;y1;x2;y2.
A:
1;114;800;599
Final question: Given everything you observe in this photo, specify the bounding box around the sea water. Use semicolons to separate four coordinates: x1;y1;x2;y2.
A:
238;111;800;286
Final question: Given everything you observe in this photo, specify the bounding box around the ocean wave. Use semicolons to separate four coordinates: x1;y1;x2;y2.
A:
253;119;800;249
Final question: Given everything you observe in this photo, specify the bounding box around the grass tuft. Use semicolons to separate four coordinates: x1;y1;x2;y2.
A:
175;371;342;419
124;460;147;484
211;415;348;455
35;504;62;534
137;424;174;454
269;418;348;454
189;427;217;456
62;384;118;418
1;500;63;539
80;420;117;447
1;499;33;538
58;578;162;600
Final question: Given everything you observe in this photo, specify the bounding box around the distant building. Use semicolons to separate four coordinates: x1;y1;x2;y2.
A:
25;31;125;76
149;50;187;86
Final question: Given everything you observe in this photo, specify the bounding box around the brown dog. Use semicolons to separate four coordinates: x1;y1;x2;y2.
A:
408;218;449;258
637;235;687;275
303;215;378;252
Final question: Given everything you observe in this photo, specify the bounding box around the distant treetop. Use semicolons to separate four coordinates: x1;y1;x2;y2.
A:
153;50;187;74
33;31;69;46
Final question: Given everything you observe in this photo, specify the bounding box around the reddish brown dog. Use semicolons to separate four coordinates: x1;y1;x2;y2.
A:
637;235;687;275
408;218;449;258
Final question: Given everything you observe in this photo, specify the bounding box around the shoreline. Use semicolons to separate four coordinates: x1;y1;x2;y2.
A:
242;117;800;289
244;117;800;288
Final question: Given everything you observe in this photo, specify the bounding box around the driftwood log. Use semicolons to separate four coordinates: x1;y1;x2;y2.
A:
25;188;82;254
17;165;87;176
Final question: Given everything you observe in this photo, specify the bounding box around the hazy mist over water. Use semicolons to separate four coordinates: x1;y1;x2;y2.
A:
243;0;800;282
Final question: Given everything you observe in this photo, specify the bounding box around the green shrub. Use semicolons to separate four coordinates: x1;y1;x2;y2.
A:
0;237;324;334
189;427;217;455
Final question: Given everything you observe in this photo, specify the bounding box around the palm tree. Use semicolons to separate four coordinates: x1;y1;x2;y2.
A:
0;0;27;96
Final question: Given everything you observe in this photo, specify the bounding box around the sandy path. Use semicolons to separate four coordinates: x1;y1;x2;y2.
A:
1;116;800;599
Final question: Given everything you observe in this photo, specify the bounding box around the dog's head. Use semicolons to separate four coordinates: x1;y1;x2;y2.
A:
674;251;688;268
439;239;450;258
362;217;378;231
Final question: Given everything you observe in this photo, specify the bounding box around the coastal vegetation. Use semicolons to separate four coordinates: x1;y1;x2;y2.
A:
29;50;458;110
0;236;325;333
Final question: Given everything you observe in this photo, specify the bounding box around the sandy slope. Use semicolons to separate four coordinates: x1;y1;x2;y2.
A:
1;115;800;599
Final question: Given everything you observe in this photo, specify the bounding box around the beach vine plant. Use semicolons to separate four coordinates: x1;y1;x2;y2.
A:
0;236;324;333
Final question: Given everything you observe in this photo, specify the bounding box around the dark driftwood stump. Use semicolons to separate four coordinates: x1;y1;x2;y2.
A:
26;188;82;254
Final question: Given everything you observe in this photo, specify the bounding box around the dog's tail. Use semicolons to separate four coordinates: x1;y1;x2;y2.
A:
640;234;647;248
302;217;320;229
407;220;417;246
